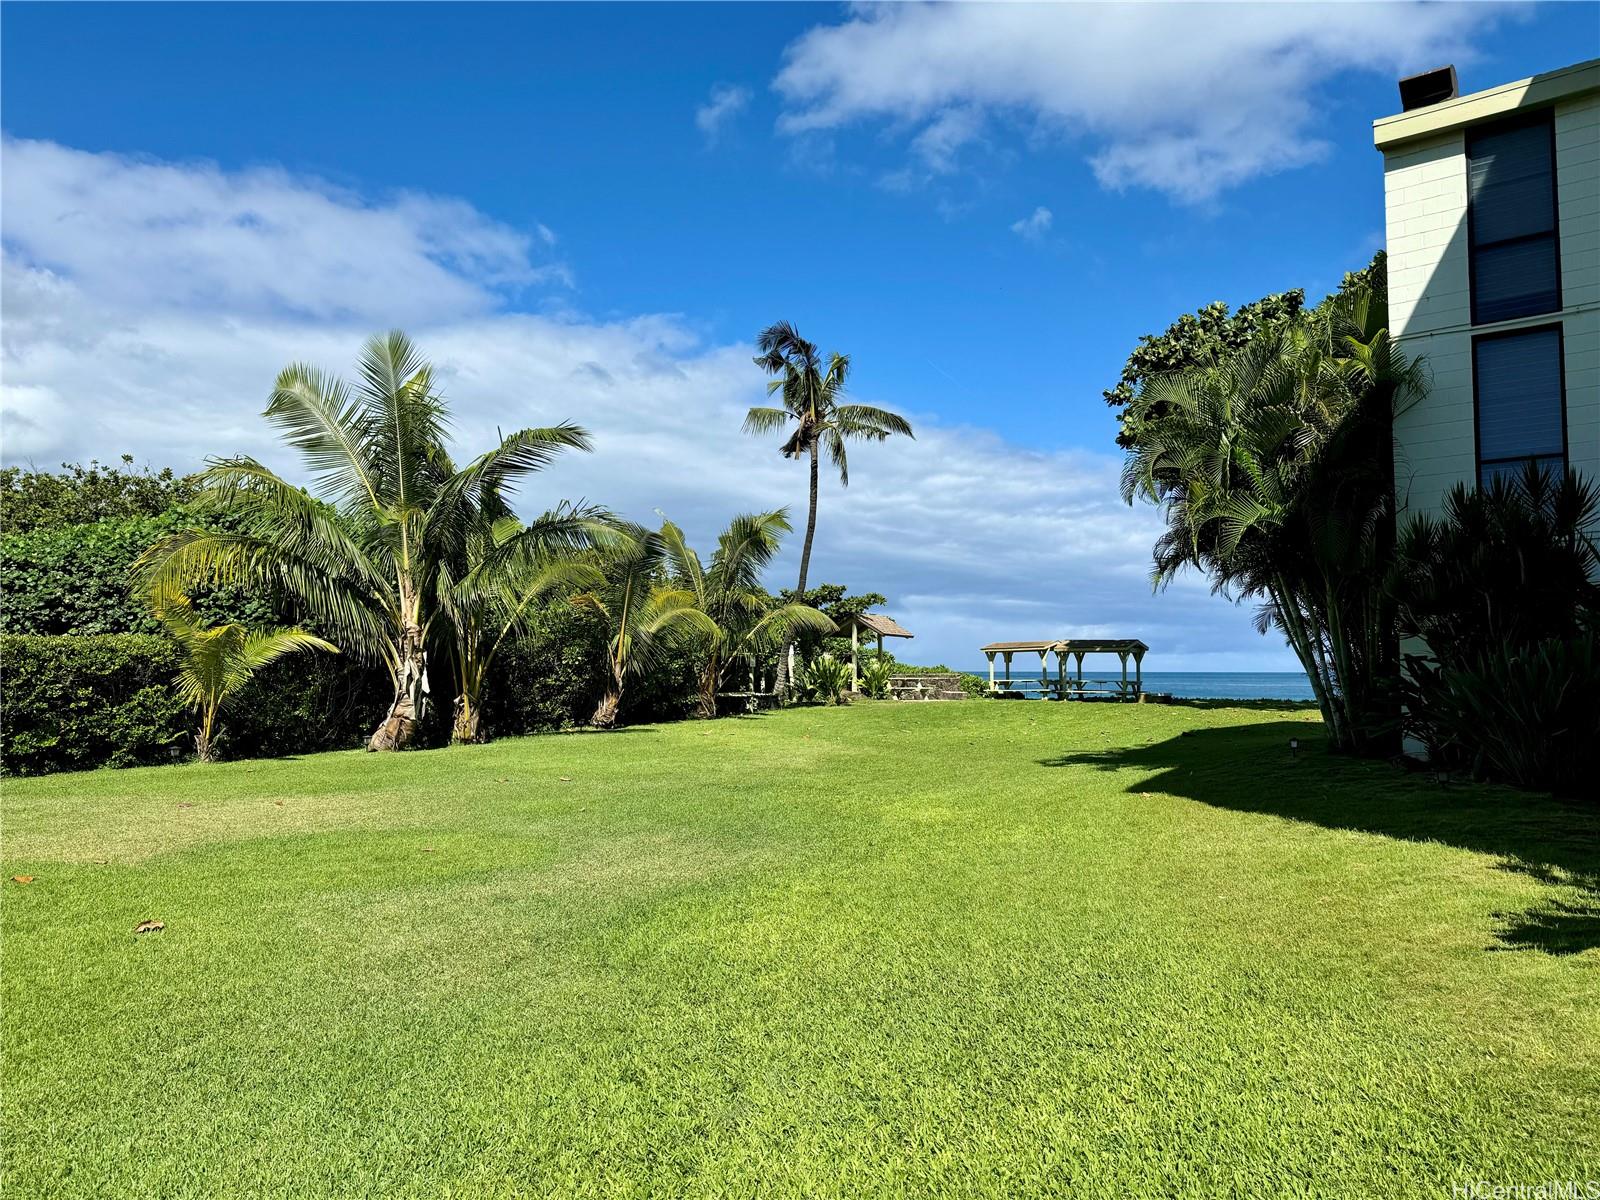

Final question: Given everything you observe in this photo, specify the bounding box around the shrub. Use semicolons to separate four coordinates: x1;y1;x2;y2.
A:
210;650;388;760
1401;638;1600;796
479;604;608;737
0;634;188;775
0;457;199;535
797;654;850;706
859;657;893;699
0;513;279;637
1390;465;1600;796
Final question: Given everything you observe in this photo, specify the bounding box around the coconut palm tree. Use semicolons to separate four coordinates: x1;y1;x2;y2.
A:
744;321;914;598
159;602;337;762
658;510;834;717
571;525;714;728
139;331;592;751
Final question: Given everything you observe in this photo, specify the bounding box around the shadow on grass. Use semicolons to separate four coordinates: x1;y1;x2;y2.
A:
1156;698;1321;713
1040;721;1600;956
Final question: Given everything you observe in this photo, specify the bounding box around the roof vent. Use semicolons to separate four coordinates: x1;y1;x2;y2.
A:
1398;65;1458;112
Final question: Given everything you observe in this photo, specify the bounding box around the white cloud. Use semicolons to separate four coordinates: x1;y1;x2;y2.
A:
695;84;752;144
774;2;1506;201
1010;206;1053;240
0;136;569;325
0;138;1294;669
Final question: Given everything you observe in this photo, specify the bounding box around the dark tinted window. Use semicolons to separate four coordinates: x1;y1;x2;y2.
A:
1468;117;1559;324
1475;328;1565;486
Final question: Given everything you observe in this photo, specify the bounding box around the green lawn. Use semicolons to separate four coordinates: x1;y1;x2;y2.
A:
3;701;1597;1197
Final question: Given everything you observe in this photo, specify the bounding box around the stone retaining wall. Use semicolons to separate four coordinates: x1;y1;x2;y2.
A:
886;674;968;701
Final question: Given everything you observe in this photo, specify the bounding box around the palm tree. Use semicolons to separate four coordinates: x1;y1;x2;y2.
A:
744;321;914;598
159;602;337;762
1121;286;1425;755
139;331;592;751
437;502;608;744
571;525;714;728
658;510;834;717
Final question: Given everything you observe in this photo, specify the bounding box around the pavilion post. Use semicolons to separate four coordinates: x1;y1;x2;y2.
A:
986;651;996;691
1134;648;1145;697
1038;650;1048;691
850;621;859;690
1003;652;1014;686
877;632;884;660
1119;651;1128;699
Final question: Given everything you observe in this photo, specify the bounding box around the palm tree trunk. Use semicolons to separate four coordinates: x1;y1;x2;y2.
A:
195;707;217;764
776;444;822;698
798;442;820;595
697;653;719;720
369;625;427;751
592;688;621;729
451;695;482;744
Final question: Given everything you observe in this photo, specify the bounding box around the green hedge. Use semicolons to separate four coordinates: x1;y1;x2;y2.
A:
1;634;189;775
0;513;279;637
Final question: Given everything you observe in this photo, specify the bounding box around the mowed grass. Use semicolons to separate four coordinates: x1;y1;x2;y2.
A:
3;701;1597;1198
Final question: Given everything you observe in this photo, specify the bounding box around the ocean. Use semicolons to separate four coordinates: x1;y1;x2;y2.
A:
960;670;1317;701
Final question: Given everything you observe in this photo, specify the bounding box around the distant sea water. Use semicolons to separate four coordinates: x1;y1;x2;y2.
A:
958;669;1317;702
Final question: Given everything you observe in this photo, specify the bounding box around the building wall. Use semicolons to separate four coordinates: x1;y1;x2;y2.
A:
1383;90;1600;524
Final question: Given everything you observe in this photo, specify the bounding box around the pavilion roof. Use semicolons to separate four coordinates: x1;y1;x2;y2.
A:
1057;638;1148;654
981;638;1149;654
841;612;914;639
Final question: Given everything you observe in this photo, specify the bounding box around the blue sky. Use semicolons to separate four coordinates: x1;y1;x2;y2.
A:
3;2;1597;667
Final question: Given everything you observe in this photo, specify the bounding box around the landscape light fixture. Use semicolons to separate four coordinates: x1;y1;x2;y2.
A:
1288;737;1299;758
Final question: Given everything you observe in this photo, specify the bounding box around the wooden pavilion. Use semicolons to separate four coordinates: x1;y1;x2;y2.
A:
979;638;1148;700
837;612;914;689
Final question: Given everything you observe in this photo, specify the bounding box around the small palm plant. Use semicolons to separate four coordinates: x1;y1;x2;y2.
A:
572;526;715;728
160;603;337;762
438;502;612;744
659;510;833;718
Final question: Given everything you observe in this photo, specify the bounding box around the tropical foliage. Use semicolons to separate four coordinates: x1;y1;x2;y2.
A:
858;656;894;699
571;525;714;728
157;602;337;762
1121;259;1424;755
796;653;851;706
659;510;834;717
1388;464;1600;794
0;633;188;775
0;456;199;534
138;332;594;751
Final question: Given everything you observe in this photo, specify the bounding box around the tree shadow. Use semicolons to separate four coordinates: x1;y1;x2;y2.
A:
1040;721;1599;956
1155;698;1321;713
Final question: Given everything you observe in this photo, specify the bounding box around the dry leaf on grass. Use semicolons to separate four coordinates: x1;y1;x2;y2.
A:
11;875;35;885
274;801;284;807
559;776;574;783
422;847;436;853
133;920;165;934
177;802;194;810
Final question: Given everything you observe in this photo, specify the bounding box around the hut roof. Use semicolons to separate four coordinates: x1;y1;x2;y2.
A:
842;612;914;639
981;638;1149;654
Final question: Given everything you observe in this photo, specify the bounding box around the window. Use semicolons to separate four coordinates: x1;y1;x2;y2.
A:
1474;327;1566;487
1467;116;1560;325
